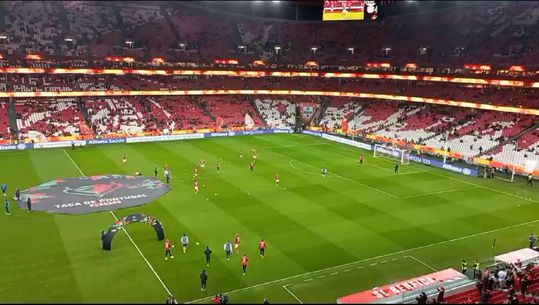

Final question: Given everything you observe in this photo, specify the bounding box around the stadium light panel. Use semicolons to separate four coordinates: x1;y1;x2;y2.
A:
0;35;7;40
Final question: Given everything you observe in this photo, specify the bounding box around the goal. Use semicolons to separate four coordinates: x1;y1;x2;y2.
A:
373;144;410;165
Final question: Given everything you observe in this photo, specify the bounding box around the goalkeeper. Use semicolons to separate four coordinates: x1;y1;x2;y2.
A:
394;163;399;174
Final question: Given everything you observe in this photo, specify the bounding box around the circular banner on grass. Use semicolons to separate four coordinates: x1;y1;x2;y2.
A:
19;175;169;215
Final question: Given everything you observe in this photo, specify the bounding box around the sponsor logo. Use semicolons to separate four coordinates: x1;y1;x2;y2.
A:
16;143;27;150
34;141;73;149
273;129;293;134
302;130;323;137
408;154;477;176
375;146;401;158
87;138;126;145
321;134;372;151
209;132;229;137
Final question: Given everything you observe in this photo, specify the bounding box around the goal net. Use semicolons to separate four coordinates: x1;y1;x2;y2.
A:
373;144;410;165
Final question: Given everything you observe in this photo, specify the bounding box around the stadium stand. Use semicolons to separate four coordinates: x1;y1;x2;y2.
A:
14;98;87;138
254;98;296;129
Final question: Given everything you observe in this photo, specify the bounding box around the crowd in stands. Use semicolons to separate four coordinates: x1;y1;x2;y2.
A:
14;98;88;139
442;261;539;304
2;1;539;65
5;74;539;110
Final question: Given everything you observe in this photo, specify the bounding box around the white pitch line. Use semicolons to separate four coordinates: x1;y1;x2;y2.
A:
264;143;330;149
185;217;539;304
406;163;539;204
266;148;399;199
398;186;480;199
334;153;423;175
406;255;438;272
330;272;339;276
62;150;173;297
283;284;303;304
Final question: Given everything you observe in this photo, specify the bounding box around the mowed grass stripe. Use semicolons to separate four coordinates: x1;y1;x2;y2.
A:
0;151;84;303
2;134;539;304
65;147;178;302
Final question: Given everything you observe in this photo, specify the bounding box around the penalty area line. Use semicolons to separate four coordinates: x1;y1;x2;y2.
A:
62;150;173;297
265;147;398;199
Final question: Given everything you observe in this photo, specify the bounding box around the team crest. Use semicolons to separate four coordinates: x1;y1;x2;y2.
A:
63;182;123;198
299;102;320;123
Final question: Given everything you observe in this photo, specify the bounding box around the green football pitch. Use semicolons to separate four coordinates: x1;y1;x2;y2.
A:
1;133;538;304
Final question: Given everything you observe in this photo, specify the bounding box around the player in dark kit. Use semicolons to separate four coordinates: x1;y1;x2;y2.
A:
200;269;208;292
4;199;10;215
241;255;249;275
259;239;267;259
249;161;255;174
217;161;221;174
14;188;20;201
359;155;364;165
204;246;212;267
26;197;32;212
394;163;399;174
1;183;7;197
122;153;127;163
154;166;158;178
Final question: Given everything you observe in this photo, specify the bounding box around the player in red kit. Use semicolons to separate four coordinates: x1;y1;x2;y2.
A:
234;234;241;254
275;174;280;186
259;239;267;259
241;254;249;275
194;179;199;193
165;239;174;260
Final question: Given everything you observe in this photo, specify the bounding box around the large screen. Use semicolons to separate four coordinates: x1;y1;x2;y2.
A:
323;0;379;21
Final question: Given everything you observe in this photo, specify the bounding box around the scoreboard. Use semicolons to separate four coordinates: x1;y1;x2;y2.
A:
323;0;379;21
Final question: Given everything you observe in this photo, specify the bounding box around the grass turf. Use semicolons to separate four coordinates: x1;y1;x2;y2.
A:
0;133;538;304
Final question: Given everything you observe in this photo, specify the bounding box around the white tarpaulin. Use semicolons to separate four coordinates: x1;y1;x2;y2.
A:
244;113;255;128
494;248;539;265
523;160;539;174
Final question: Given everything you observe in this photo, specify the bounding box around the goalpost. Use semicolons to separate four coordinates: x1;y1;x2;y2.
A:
373;144;410;165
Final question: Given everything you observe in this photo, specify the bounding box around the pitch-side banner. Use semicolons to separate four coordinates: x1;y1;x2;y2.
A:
337;269;469;304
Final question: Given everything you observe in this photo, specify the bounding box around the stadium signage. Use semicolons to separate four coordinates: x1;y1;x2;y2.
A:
409;154;478;177
208;132;229;137
125;133;204;143
204;129;293;138
373;145;401;158
302;130;323;137
337;269;469;304
321;134;372;151
0;143;33;150
33;141;84;149
86;138;127;145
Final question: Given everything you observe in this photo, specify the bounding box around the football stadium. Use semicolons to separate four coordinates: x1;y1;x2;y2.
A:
1;1;539;304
